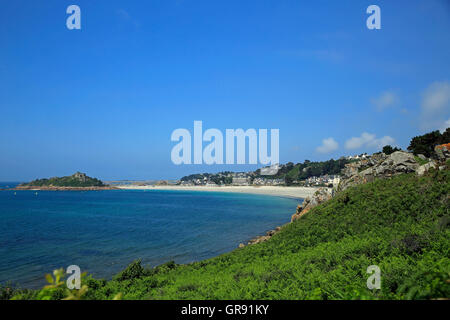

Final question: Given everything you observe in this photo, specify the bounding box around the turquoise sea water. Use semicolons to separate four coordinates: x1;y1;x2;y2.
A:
0;183;300;289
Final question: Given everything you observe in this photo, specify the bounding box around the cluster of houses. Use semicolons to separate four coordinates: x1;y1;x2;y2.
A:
179;172;254;186
301;175;341;187
179;176;286;186
251;177;285;186
179;178;213;186
176;154;385;187
177;171;264;186
178;171;340;187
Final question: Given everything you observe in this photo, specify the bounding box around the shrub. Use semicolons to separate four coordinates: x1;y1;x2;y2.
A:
382;145;401;155
114;260;147;281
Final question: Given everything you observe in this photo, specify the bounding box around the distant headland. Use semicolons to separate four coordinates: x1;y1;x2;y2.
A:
14;172;117;191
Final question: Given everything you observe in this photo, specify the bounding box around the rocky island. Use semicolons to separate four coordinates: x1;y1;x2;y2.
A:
15;172;117;191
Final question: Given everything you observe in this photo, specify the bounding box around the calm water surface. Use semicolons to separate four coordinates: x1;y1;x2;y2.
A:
0;183;300;288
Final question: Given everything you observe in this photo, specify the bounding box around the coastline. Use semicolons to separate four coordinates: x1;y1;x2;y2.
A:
116;185;319;200
3;183;320;287
9;184;320;251
1;184;307;288
12;186;118;191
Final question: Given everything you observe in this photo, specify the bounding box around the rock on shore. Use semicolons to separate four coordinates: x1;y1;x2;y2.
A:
239;226;284;248
291;188;332;222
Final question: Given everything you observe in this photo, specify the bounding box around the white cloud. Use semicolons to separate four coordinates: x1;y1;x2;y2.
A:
371;91;399;111
422;82;450;113
368;135;395;148
420;81;450;131
345;132;395;150
316;137;339;154
345;132;375;149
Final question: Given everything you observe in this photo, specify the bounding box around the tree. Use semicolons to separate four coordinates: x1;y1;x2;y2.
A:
284;176;293;185
382;145;401;155
441;127;450;144
407;130;446;157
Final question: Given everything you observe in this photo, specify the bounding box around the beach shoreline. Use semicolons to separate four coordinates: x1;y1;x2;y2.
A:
116;185;320;200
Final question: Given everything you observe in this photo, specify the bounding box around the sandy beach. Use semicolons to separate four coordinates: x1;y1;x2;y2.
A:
116;185;320;199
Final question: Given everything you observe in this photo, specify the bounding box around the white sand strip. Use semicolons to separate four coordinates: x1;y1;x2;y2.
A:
116;185;319;199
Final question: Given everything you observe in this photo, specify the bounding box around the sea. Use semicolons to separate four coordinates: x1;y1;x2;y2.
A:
0;182;300;289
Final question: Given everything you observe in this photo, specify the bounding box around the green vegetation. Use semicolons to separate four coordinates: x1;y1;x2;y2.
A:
180;172;233;185
293;159;348;180
414;156;429;166
382;145;402;155
21;172;105;188
0;283;32;300
258;159;350;183
10;165;449;300
407;128;449;158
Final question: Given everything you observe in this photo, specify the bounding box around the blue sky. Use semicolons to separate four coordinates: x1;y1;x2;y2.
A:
1;0;449;181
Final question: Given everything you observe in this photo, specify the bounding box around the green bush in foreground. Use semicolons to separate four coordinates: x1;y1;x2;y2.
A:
9;167;450;300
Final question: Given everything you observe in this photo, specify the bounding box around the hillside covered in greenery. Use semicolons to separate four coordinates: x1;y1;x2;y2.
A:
270;158;350;183
8;163;449;300
20;172;105;188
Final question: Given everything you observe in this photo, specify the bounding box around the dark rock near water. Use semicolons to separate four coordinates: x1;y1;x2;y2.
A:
291;187;332;222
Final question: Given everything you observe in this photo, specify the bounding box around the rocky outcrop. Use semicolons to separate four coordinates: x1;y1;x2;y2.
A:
337;151;419;192
73;172;87;182
374;151;419;174
435;143;450;161
291;187;332;222
239;226;283;247
417;154;427;161
340;153;387;179
416;161;437;176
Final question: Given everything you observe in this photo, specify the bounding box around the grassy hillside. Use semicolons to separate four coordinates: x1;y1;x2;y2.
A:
10;166;450;300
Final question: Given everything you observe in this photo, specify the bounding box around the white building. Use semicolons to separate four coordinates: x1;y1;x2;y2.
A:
232;177;250;186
